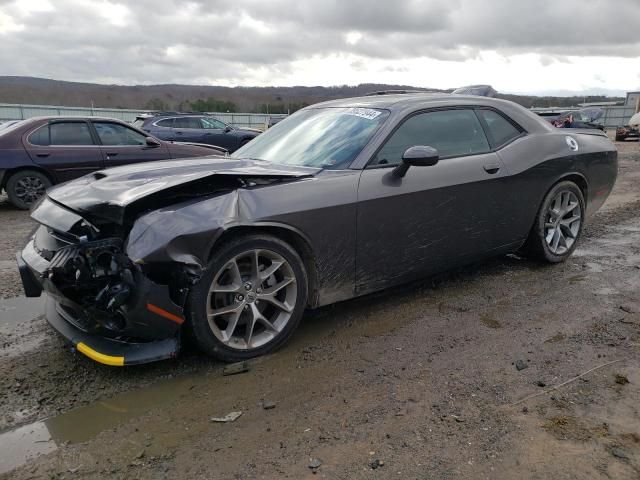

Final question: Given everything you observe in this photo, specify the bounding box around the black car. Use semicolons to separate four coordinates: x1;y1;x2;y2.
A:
134;113;261;152
545;108;605;131
0;117;225;209
18;94;617;366
615;125;640;141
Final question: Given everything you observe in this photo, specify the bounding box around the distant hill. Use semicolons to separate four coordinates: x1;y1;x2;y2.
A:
0;76;624;113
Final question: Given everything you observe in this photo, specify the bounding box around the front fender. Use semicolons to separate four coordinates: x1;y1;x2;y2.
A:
125;193;237;268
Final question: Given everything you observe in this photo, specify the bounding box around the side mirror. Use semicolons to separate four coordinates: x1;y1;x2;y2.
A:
224;126;233;133
393;145;439;177
145;136;161;147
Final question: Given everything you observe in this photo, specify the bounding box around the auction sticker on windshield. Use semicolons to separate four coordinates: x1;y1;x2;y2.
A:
344;108;383;120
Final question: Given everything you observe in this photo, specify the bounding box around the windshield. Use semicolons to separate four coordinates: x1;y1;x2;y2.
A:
231;107;389;169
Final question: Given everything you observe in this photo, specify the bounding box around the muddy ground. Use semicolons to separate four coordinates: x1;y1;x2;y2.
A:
1;141;639;479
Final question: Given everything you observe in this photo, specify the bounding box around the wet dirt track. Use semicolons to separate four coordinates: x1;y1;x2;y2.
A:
1;142;639;479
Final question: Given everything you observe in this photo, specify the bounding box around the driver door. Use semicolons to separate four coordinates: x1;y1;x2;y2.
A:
200;117;234;149
355;108;511;294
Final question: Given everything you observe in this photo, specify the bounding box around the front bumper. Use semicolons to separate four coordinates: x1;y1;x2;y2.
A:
46;296;179;366
17;238;184;366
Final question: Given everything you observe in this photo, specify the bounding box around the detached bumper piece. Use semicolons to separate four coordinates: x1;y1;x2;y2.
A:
16;252;43;297
48;297;179;366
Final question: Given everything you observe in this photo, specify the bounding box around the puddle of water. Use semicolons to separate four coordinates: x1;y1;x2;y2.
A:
0;422;57;473
0;295;45;335
0;374;197;474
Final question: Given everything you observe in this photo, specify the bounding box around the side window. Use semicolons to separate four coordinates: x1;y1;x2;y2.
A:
93;122;147;146
155;118;174;128
200;117;226;129
477;110;522;148
173;117;201;129
371;109;490;166
28;125;50;145
49;122;94;146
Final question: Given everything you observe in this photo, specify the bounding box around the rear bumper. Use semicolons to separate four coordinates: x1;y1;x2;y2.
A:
16;238;184;366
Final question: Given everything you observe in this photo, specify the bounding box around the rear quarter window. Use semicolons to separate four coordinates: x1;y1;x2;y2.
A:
477;109;523;148
28;125;50;145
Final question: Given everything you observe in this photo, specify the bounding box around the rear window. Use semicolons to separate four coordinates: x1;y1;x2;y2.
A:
0;120;23;132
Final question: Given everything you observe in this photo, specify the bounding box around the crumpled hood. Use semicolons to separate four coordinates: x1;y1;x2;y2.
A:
46;157;319;224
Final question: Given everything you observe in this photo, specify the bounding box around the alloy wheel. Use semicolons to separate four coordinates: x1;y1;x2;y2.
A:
544;190;582;255
14;176;46;205
206;249;297;350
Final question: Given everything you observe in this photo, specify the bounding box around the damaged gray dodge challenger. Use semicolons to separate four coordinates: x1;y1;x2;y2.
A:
17;93;617;366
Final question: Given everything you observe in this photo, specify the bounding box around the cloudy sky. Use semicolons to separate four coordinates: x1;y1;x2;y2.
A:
0;0;639;95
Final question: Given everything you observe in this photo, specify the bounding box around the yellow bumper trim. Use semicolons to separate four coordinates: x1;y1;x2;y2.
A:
77;342;125;366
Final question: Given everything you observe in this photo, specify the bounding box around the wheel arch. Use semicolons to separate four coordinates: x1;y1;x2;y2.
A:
208;223;320;308
2;166;55;190
556;172;588;202
520;172;589;251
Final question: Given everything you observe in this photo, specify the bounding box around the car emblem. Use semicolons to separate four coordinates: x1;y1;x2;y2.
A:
565;136;579;152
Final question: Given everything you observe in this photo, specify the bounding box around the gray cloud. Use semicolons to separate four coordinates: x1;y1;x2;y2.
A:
0;0;638;85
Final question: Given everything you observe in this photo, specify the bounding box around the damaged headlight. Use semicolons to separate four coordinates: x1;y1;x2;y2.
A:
46;238;135;312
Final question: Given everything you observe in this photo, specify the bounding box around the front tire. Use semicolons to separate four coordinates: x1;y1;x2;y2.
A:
521;181;585;263
188;235;308;362
6;170;52;210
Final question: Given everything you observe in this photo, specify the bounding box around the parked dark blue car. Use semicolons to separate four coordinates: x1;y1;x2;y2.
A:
133;113;261;152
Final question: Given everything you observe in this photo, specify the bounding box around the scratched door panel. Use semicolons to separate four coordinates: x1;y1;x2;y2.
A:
355;151;511;292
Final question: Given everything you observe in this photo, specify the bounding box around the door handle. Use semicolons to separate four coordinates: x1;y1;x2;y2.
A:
106;152;118;156
175;131;184;135
36;153;50;158
483;163;501;174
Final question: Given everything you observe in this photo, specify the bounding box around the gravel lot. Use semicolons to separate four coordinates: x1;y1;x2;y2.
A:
0;141;639;479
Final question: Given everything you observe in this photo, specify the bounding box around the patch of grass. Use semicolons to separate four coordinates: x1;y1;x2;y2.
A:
568;274;588;284
615;374;630;385
543;415;592;441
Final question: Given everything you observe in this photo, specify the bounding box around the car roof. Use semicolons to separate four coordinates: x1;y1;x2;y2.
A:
310;93;552;134
311;93;509;109
145;112;211;118
19;116;130;123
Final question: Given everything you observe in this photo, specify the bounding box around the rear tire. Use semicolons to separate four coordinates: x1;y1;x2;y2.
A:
521;181;585;263
6;170;52;210
188;234;308;362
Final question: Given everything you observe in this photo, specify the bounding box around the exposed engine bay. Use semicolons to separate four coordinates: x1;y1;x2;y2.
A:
45;238;134;331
